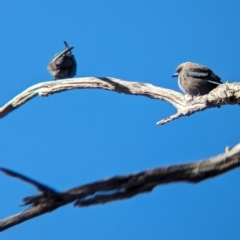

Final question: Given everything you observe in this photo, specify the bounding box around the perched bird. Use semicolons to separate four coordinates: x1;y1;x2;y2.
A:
172;62;222;96
47;41;77;79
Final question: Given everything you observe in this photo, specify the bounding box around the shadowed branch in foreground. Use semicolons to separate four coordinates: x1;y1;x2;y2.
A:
1;143;240;231
0;77;239;125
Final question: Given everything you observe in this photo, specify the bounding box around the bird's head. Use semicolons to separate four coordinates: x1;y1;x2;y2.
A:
172;62;192;77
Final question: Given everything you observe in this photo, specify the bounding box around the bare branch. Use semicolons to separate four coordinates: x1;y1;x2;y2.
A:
0;77;239;124
1;143;240;231
0;167;55;193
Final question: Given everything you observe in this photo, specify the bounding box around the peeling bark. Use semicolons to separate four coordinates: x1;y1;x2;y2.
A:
0;77;239;124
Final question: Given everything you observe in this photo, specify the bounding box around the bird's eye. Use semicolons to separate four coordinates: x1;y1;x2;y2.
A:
176;68;182;73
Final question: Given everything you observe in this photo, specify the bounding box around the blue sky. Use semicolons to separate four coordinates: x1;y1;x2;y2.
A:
1;0;240;239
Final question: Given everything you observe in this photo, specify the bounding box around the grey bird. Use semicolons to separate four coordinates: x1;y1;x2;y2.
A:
172;62;222;96
47;41;77;79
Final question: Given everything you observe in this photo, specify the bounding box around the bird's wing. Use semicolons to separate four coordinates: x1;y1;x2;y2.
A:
187;66;222;84
51;47;74;64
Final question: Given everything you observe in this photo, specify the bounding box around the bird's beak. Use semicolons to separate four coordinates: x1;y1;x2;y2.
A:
172;73;178;77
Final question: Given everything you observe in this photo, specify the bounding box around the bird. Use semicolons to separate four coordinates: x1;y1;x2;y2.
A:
172;62;222;96
47;41;77;80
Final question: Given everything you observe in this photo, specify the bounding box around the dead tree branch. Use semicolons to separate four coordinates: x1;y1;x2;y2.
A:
1;143;240;231
0;77;239;125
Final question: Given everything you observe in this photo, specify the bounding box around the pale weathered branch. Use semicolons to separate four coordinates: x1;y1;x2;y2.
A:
0;77;239;124
1;143;240;231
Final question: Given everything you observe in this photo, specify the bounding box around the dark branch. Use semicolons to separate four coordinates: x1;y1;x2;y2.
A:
0;167;55;193
1;143;240;231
